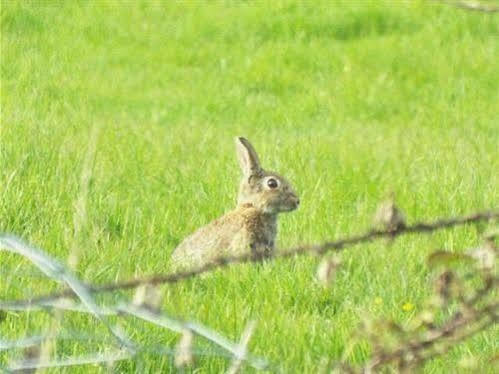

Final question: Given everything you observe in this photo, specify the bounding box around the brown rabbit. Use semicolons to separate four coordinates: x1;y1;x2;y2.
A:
170;137;299;269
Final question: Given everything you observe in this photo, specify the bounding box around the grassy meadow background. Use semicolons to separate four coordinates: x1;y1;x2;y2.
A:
1;0;498;372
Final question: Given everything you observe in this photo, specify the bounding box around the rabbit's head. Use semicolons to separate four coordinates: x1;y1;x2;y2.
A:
235;137;300;214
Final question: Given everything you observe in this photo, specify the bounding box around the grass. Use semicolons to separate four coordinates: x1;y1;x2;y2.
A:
1;0;498;372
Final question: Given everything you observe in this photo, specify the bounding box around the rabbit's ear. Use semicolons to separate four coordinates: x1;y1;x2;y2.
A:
235;137;261;177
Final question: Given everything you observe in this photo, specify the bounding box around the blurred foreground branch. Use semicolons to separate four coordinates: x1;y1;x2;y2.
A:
0;236;269;371
334;239;498;372
435;0;499;13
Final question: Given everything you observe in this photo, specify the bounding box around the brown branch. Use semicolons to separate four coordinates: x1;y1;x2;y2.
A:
336;257;499;372
364;301;498;372
1;210;497;310
411;310;498;367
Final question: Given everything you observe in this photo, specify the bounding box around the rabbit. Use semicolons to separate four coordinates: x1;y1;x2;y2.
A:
170;137;300;270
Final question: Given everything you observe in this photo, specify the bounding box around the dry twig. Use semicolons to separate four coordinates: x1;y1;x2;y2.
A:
335;242;498;373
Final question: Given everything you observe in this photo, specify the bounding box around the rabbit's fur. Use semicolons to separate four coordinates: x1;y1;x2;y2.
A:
170;137;299;269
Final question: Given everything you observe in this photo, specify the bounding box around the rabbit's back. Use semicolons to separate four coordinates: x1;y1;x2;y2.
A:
170;205;277;270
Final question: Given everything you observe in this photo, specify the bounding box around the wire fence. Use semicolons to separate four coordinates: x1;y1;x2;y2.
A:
1;208;498;372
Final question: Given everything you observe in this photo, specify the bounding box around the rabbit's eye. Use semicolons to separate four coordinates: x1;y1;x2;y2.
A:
266;178;279;189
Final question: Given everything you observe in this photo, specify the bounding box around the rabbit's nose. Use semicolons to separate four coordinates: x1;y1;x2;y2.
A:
295;198;300;206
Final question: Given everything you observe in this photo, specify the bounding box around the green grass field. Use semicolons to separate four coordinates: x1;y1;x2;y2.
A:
1;0;498;372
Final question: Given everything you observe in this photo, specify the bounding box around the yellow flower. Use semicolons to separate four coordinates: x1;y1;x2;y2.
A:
402;302;414;312
374;297;383;305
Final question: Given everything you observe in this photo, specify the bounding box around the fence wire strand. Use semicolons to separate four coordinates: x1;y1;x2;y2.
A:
1;208;497;372
3;210;496;309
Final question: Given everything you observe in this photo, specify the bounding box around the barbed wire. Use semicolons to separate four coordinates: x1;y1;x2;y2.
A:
2;210;496;310
1;209;497;372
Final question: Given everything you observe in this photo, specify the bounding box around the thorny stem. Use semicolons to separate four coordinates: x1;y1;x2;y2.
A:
364;302;498;372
